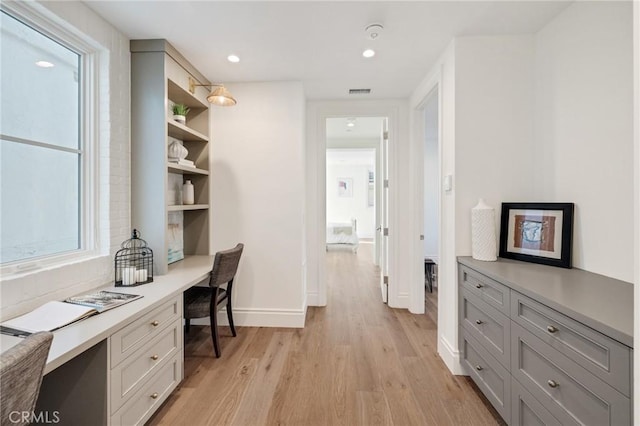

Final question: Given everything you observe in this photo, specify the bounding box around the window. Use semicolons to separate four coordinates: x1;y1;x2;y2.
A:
1;9;92;268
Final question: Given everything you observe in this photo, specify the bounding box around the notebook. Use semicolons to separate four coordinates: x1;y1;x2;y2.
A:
1;291;142;335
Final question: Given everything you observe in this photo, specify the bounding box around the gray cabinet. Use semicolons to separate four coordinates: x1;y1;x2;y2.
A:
458;259;633;425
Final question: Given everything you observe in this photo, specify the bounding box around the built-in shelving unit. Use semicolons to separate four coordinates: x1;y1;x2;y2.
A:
131;39;213;275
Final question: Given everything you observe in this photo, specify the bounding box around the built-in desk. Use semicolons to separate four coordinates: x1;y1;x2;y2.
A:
1;255;213;426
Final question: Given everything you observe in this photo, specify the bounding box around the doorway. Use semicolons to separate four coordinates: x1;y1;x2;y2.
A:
325;116;386;303
422;88;440;323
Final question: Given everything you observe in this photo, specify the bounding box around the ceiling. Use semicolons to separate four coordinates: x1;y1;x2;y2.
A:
327;149;375;167
326;117;385;139
86;1;572;99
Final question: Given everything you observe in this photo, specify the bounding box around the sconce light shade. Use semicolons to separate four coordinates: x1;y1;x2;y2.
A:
207;85;237;107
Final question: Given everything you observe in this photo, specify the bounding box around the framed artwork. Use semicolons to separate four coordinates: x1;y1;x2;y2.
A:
167;211;184;264
337;178;353;197
499;202;574;268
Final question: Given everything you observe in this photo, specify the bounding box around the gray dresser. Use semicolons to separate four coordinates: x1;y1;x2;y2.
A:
458;257;633;425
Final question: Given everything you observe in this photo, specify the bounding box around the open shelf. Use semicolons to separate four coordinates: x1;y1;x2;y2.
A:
167;204;209;212
168;79;208;110
167;120;209;142
167;163;209;175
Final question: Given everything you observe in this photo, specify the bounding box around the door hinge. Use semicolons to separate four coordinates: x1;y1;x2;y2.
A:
383;179;389;188
383;227;389;236
383;131;389;140
420;235;424;240
383;275;389;285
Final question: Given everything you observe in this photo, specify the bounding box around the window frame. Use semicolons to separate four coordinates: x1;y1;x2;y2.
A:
0;2;101;276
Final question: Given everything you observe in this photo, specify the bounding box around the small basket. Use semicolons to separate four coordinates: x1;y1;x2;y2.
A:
114;229;154;286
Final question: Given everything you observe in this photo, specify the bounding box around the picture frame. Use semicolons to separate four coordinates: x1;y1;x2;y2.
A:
337;177;353;197
499;202;574;268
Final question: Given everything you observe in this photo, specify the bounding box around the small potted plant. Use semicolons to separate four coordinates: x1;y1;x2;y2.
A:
172;103;190;125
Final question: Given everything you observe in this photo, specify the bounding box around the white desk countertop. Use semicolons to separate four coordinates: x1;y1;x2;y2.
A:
1;255;213;374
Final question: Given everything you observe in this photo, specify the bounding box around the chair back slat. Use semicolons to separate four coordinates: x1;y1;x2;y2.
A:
210;243;244;287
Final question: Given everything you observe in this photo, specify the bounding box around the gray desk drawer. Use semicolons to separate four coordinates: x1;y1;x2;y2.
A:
511;323;630;426
462;330;510;422
459;265;510;315
110;297;182;367
110;319;182;413
511;291;631;396
511;378;561;426
110;351;182;426
461;289;510;368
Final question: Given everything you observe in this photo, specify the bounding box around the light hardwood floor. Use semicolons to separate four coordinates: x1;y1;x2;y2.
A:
148;244;504;426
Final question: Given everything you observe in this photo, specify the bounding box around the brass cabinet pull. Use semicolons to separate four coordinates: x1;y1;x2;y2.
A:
475;365;483;371
475;320;483;325
151;320;159;327
547;380;559;388
151;354;159;361
547;325;558;333
150;392;159;399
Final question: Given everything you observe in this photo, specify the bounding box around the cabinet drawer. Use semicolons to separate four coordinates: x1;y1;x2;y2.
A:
110;319;182;413
511;324;630;426
511;291;631;396
462;330;510;422
459;265;510;315
461;289;510;368
511;378;561;426
111;351;183;426
111;297;181;367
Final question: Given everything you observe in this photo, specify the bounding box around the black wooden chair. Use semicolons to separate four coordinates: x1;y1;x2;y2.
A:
184;243;244;358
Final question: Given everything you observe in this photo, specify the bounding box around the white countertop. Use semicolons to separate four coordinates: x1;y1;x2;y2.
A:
1;255;213;374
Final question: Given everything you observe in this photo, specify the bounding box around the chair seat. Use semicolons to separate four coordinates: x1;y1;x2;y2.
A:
184;286;228;319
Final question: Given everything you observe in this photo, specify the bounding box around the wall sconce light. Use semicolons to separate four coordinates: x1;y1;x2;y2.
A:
188;77;237;107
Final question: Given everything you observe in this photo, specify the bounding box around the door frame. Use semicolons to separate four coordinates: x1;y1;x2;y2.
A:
306;100;401;308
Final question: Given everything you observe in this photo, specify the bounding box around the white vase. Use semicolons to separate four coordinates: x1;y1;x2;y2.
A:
471;199;497;261
173;114;186;124
182;180;194;205
168;140;188;161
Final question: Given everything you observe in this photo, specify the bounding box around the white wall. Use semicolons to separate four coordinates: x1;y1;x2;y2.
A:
423;91;439;260
455;35;538;255
211;81;306;327
633;1;639;419
1;1;130;321
534;1;634;282
326;163;375;238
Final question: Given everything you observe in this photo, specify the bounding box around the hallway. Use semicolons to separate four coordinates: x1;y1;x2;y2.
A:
149;244;503;425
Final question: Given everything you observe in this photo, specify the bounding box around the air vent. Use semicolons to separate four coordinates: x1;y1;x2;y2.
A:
349;89;371;95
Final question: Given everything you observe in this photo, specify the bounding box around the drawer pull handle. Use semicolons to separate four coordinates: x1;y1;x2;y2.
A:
150;392;159;399
475;320;483;325
547;325;558;333
151;320;160;327
475;284;483;289
475;365;483;371
151;354;159;361
547;380;559;388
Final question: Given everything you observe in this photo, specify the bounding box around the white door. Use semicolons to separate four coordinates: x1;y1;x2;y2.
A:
380;119;389;303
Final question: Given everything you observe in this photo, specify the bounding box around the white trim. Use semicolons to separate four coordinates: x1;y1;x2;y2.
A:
306;291;320;307
189;307;307;328
633;0;639;420
438;335;465;375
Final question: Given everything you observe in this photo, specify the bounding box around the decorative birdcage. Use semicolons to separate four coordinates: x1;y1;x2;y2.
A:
114;229;154;286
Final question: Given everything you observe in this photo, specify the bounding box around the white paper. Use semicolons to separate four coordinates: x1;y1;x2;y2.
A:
2;301;95;333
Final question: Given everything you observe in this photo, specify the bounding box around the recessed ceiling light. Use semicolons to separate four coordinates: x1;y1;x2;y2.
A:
362;49;375;58
347;122;355;128
35;60;54;68
227;54;240;63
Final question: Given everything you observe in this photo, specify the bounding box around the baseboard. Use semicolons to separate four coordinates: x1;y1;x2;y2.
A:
190;306;306;328
391;292;409;309
438;335;465;375
307;291;321;307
